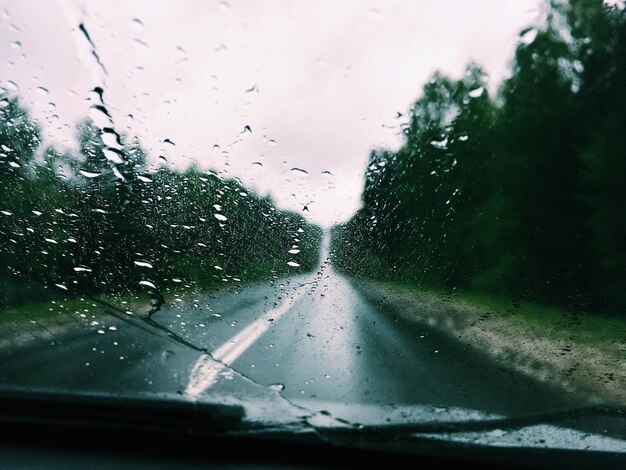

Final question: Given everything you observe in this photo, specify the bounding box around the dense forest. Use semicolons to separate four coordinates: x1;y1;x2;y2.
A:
332;0;625;314
0;96;322;307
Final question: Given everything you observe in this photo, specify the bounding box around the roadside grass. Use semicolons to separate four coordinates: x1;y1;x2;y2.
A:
0;272;297;330
0;269;312;354
357;278;626;405
0;296;108;350
0;280;258;349
404;283;626;347
446;288;626;347
0;297;98;326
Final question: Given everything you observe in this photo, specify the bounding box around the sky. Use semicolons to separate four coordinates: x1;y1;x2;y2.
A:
0;0;543;227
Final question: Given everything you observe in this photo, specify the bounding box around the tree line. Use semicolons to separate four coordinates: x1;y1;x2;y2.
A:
332;0;625;314
0;96;321;307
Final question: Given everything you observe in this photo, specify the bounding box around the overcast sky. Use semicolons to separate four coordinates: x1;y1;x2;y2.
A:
0;0;543;227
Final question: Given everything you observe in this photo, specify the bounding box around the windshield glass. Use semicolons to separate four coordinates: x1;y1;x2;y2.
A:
1;0;625;459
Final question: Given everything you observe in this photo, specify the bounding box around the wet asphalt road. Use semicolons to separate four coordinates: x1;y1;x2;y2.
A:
0;260;581;420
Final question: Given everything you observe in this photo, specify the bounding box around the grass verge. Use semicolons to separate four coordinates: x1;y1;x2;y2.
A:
0;273;297;349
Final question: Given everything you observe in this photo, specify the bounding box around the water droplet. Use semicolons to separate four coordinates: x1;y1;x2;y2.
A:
214;265;223;270
36;86;49;95
468;86;484;98
214;213;227;221
74;266;92;272
139;280;157;289
79;169;102;178
55;283;68;291
134;260;153;268
430;136;448;149
287;261;300;267
137;174;152;183
251;161;263;168
324;374;331;379
89;105;112;125
100;130;121;148
269;383;285;392
104;148;124;165
520;27;538;45
290;167;308;175
288;249;301;254
112;166;126;180
163;138;175;146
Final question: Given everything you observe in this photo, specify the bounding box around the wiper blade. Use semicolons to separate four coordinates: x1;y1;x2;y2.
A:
319;405;626;438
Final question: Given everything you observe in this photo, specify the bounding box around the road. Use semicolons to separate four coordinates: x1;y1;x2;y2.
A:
0;251;583;423
0;231;583;420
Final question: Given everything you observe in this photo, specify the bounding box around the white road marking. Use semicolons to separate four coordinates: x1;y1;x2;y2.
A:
185;282;309;397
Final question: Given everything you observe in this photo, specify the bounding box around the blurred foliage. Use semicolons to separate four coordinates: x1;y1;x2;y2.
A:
332;0;626;314
0;98;321;307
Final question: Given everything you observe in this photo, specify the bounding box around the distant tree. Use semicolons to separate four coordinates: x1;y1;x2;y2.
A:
333;0;626;315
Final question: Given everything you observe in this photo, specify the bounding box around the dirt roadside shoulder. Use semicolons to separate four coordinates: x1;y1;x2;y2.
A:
354;279;626;406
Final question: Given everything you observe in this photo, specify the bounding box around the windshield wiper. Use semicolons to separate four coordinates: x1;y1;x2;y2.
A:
316;405;626;438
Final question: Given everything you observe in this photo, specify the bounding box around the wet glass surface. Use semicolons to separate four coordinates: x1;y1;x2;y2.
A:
0;0;625;456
